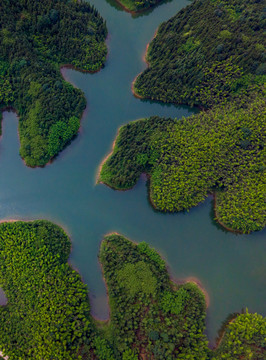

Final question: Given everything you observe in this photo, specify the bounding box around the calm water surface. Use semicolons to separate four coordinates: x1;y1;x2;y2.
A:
0;0;265;345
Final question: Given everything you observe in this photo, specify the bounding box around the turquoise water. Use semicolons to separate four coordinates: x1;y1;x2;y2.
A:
0;0;265;345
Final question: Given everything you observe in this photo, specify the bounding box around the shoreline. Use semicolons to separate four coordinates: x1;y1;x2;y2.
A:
99;160;246;235
91;233;122;324
213;193;243;234
170;274;210;308
113;0;155;15
0;224;245;350
213;317;236;350
131;29;158;100
60;60;105;75
95;128;122;184
95;232;234;349
131;29;206;113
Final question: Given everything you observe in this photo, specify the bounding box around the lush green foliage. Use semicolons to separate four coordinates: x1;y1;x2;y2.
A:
134;0;265;108
0;0;107;166
212;311;266;359
99;233;209;359
0;221;95;359
116;0;162;12
100;0;265;233
0;224;264;358
99;93;266;233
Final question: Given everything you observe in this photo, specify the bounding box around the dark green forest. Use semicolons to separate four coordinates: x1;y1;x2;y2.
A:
0;0;107;167
0;222;265;359
134;0;265;108
115;0;162;12
100;0;266;233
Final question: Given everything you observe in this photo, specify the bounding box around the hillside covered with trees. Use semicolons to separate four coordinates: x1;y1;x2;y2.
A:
99;93;265;233
134;0;265;108
0;222;265;359
0;0;107;167
100;0;265;233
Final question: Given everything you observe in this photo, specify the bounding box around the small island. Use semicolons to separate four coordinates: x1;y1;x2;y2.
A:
0;0;107;167
0;221;265;359
99;0;265;234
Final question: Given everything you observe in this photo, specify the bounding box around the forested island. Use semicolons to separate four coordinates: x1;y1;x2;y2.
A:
99;0;266;233
0;221;265;359
99;95;265;233
0;0;107;167
133;0;265;108
115;0;162;13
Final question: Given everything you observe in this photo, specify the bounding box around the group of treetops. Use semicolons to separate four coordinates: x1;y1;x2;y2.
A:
99;0;266;234
0;221;265;359
0;0;265;358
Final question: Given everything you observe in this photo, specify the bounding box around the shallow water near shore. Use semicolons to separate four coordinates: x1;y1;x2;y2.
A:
0;0;265;345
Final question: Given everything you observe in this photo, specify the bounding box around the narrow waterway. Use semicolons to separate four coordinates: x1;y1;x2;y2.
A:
0;0;265;345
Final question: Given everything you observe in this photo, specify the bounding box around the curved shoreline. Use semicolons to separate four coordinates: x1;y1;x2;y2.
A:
95;127;122;185
131;29;206;113
91;233;121;324
170;274;210;308
114;0;157;15
99;157;247;234
131;29;157;100
213;317;236;350
60;63;102;75
100;232;210;312
213;193;243;234
0;224;255;350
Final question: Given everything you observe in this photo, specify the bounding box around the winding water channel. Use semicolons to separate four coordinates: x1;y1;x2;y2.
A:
0;0;265;345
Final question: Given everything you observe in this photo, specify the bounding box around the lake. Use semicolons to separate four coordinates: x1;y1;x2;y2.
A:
0;0;265;345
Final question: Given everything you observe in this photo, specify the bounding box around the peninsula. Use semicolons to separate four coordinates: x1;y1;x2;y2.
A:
99;0;266;233
0;220;265;359
0;0;107;167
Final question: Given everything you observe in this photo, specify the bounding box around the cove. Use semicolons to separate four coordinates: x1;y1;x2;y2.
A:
0;0;265;346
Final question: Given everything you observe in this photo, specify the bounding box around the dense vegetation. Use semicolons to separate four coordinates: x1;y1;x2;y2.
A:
0;0;107;166
99;233;209;359
115;0;162;12
100;0;266;233
99;92;265;233
213;311;266;360
0;220;96;359
134;0;265;108
0;223;265;359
